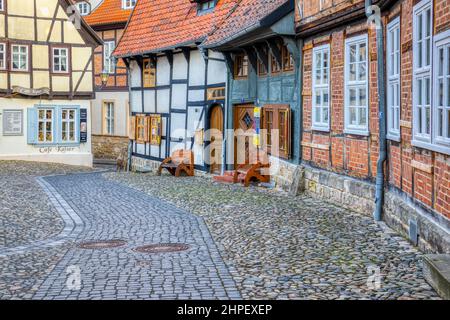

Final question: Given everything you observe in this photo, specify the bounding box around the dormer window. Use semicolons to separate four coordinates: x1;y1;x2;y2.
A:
197;0;216;14
122;0;136;10
77;1;91;16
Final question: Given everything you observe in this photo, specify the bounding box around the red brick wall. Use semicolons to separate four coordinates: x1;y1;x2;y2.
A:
299;0;450;220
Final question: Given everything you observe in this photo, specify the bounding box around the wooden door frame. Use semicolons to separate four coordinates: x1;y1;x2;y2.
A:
233;103;256;168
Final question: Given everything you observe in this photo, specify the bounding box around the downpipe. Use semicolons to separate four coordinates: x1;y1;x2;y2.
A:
366;0;387;221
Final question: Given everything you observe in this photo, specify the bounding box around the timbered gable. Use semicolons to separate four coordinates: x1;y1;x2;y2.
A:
0;0;102;99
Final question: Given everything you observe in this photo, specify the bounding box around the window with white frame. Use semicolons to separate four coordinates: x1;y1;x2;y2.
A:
387;17;401;139
312;44;330;130
344;35;368;134
122;0;136;9
0;0;4;12
61;109;77;142
104;41;115;74
413;0;432;142
103;102;115;135
38;109;53;143
11;45;28;71
199;0;216;12
52;47;68;73
0;43;5;69
77;2;90;15
432;30;450;153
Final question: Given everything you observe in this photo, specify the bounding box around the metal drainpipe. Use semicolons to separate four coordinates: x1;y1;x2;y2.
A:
365;0;387;221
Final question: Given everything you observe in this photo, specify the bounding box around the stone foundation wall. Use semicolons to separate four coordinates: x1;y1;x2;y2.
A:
299;164;450;254
131;156;210;176
92;135;129;160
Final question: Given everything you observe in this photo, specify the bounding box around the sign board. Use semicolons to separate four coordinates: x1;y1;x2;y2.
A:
80;108;88;143
2;110;23;136
12;86;50;97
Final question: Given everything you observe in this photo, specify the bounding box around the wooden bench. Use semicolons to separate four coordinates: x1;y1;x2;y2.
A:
157;149;194;177
233;151;270;187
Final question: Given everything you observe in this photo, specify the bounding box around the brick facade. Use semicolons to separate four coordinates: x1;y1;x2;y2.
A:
296;0;450;250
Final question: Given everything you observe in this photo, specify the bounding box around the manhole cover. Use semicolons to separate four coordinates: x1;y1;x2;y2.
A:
133;243;190;254
77;240;127;249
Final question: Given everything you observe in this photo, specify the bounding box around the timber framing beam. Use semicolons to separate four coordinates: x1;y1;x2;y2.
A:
282;36;300;64
223;52;234;74
266;39;282;69
243;47;258;72
253;43;269;71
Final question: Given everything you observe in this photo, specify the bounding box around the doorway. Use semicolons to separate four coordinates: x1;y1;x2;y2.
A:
233;104;256;168
209;104;223;174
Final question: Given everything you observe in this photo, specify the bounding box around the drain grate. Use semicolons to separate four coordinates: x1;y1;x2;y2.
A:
133;243;190;254
77;240;127;249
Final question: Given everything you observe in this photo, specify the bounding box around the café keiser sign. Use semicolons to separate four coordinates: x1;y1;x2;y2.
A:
12;86;50;97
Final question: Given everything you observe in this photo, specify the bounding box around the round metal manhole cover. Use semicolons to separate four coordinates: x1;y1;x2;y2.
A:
133;243;190;254
77;240;127;250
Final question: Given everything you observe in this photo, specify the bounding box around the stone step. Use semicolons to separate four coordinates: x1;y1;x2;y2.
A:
423;254;450;299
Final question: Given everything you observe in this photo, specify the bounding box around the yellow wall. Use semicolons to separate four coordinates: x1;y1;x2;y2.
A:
0;14;5;38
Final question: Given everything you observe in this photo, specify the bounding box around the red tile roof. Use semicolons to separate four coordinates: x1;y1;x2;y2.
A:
84;0;133;27
204;0;291;47
114;0;239;57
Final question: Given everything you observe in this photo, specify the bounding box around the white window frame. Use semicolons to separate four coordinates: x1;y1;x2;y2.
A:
0;0;4;12
37;109;54;144
412;0;433;144
344;34;369;135
0;43;6;70
312;44;330;131
11;44;28;71
104;102;115;135
61;108;78;143
122;0;136;10
386;17;401;141
52;47;69;73
76;2;90;16
431;29;450;155
104;41;115;74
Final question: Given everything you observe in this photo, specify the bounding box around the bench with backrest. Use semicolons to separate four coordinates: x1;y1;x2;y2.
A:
233;150;271;187
157;149;194;177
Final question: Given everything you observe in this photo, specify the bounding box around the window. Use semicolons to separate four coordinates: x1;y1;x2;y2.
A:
104;41;115;74
257;53;268;76
207;87;225;100
149;114;162;145
431;30;450;153
0;43;5;70
282;45;294;72
413;0;433;143
0;0;4;12
38;109;53;143
61;109;77;142
344;35;368;135
143;58;156;87
77;2;90;15
52;47;68;73
234;54;248;79
387;17;401;140
198;0;216;12
262;105;291;159
135;115;148;143
11;45;28;71
122;0;136;9
312;44;330;131
270;48;281;74
103;102;115;135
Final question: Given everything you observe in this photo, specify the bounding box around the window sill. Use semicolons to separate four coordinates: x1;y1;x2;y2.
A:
311;126;330;133
411;139;450;156
343;129;369;136
31;142;81;147
386;133;401;142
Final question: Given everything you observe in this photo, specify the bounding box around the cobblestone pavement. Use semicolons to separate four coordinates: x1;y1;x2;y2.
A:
0;161;93;299
32;173;240;300
106;172;441;300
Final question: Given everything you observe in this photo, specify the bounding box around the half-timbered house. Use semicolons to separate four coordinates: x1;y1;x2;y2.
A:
114;0;236;172
0;0;102;166
203;0;301;188
83;0;133;160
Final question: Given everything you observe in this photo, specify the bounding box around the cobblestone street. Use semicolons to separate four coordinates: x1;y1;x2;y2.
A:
0;162;441;300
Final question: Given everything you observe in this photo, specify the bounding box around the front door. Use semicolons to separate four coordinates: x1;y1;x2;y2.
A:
209;105;223;174
233;104;256;168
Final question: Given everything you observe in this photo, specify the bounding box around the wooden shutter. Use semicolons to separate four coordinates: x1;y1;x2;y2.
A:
129;116;136;140
27;108;37;144
144;116;150;142
262;104;291;159
149;114;162;145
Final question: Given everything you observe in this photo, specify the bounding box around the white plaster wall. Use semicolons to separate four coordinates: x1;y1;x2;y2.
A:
130;60;141;87
157;55;170;86
172;52;188;80
171;84;187;110
91;91;129;136
188;50;205;86
188;89;204;102
157;89;170;113
186;107;203;138
170;113;186;139
143;90;156;113
0;98;93;166
207;57;227;84
131;90;142;113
